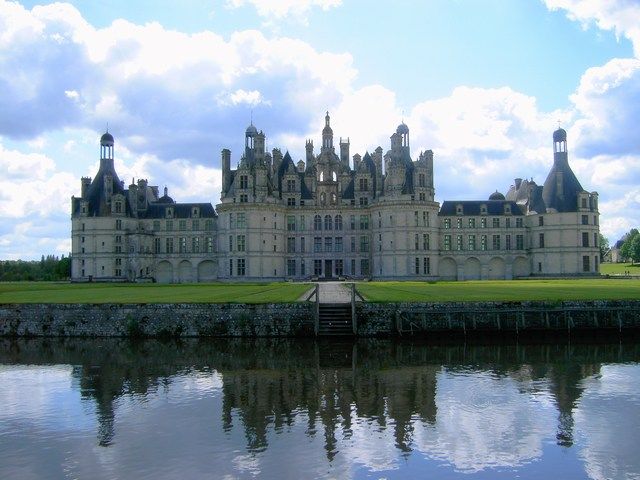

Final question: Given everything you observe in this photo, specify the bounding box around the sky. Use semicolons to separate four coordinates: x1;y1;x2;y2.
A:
1;0;639;260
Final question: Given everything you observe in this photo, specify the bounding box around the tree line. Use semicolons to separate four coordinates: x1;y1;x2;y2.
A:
619;229;640;264
0;255;71;281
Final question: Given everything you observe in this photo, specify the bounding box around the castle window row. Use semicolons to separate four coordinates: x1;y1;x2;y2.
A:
442;234;525;251
442;217;524;229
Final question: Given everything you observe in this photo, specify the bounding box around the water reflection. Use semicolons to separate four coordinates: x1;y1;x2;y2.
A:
1;339;639;479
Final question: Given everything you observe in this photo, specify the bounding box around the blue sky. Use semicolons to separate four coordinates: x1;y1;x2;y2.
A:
1;0;639;259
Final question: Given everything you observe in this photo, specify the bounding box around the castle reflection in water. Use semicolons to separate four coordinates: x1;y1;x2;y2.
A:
1;338;622;459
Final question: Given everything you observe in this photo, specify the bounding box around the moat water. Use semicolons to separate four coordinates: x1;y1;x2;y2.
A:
1;338;639;479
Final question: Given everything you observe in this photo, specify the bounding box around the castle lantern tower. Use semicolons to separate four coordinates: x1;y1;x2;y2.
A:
322;111;334;152
542;127;583;212
245;122;258;154
100;131;114;168
396;122;410;151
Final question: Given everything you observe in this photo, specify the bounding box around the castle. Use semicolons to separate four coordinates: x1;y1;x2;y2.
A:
70;113;600;282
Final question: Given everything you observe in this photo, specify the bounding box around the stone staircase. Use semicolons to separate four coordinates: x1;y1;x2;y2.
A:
318;303;353;336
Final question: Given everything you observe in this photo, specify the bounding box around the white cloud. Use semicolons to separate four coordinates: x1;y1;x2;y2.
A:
225;0;342;25
544;0;640;56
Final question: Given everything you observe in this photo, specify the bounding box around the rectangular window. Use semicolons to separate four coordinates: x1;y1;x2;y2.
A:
229;235;233;252
539;233;545;248
538;216;544;226
240;194;248;203
415;211;419;226
300;259;306;276
237;213;246;228
415;257;420;275
516;234;524;250
424;257;430;275
456;234;463;250
457;218;463;229
582;215;589;225
415;233;419;250
481;235;487;251
166;220;173;231
179;237;187;253
206;237;213;253
594;232;598;248
287;215;296;231
205;219;213;231
287;259;296;276
481;218;487;228
360;235;369;252
505;218;511;228
154;237;161;253
444;235;451;251
492;235;501;250
359;196;368;206
166;238;174;254
314;259;322;276
351;259;356;276
229;259;233;276
350;215;356;230
325;237;333;252
335;237;343;252
299;215;305;231
361;259;370;276
287;179;296;192
192;237;200;253
153;220;160;231
492;218;500;228
287;237;296;253
240;175;248;189
179;220;187;231
300;237;306;253
287;197;296;206
423;234;429;250
237;258;246;276
192;219;200;231
419;173;426;187
359;178;369;191
582;232;589;247
335;259;343;276
444;218;451;229
351;236;356;252
468;234;476;250
116;219;122;230
516;218;523;228
583;255;590;272
314;237;322;253
360;215;369;230
469;218;476;228
506;234;511;250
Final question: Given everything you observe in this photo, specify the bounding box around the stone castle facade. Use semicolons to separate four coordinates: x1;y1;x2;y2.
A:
71;114;600;282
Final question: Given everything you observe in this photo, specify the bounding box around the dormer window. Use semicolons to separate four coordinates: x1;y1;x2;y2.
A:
480;204;487;215
240;175;248;189
286;179;296;192
359;178;369;191
456;204;463;215
114;201;122;214
166;207;173;218
504;204;511;215
192;207;200;218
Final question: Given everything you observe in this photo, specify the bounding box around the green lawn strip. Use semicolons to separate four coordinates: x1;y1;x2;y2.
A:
0;282;310;304
600;263;640;275
356;279;640;302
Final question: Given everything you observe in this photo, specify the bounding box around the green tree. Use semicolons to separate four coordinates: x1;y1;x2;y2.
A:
631;235;640;265
598;233;609;262
621;229;639;264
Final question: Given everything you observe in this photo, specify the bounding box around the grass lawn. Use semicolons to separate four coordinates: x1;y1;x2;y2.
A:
0;282;313;304
356;279;640;303
600;262;640;275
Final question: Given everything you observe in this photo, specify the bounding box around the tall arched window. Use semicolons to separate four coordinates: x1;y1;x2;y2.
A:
314;215;322;230
320;192;326;205
335;214;343;231
324;215;333;230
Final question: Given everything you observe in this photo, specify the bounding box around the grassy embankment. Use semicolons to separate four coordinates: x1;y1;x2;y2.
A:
357;279;640;303
600;262;640;275
0;282;313;304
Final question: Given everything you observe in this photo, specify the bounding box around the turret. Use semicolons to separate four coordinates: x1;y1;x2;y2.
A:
321;111;334;152
306;139;314;164
81;177;91;198
100;131;115;170
542;128;583;212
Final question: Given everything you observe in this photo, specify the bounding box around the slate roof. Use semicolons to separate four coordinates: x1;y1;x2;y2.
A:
142;202;216;219
439;200;525;216
542;156;583;212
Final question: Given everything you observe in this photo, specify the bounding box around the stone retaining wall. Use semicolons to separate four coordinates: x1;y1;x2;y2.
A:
2;300;640;338
0;303;315;337
356;300;640;336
